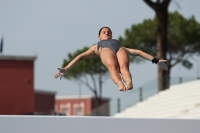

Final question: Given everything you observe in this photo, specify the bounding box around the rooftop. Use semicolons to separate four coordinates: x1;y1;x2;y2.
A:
0;55;37;61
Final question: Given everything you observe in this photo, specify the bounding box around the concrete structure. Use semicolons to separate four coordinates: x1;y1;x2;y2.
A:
114;80;200;118
0;115;200;133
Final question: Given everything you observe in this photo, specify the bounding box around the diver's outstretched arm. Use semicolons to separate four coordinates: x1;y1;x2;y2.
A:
124;47;168;71
54;45;97;79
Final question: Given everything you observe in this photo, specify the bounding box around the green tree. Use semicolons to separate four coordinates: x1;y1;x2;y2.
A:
119;11;200;91
62;47;109;115
143;0;171;90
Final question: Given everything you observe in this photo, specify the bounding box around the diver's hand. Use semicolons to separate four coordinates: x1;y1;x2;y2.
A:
54;68;66;80
157;60;168;71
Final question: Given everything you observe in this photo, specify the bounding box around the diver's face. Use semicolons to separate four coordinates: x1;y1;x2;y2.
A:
98;28;112;40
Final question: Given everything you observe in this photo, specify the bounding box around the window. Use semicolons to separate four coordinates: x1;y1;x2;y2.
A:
62;109;69;116
76;108;82;116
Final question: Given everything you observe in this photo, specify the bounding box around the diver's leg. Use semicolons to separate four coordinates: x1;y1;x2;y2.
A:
100;48;126;91
116;48;133;90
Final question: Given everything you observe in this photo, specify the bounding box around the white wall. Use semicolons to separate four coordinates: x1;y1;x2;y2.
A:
0;115;200;133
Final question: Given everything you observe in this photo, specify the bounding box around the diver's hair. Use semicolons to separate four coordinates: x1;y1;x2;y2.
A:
98;27;112;35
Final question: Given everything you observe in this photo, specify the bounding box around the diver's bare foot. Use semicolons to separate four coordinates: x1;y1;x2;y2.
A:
126;83;133;90
125;79;133;90
117;81;126;91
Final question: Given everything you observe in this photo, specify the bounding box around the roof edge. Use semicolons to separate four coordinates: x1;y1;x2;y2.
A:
35;89;56;95
0;55;37;61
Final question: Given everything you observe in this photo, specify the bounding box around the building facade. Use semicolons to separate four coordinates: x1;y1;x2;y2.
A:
0;55;55;115
55;95;110;116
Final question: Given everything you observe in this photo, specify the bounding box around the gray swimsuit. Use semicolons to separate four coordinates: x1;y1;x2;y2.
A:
97;39;122;53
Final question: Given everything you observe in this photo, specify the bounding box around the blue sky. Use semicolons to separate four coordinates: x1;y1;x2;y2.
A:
0;0;200;98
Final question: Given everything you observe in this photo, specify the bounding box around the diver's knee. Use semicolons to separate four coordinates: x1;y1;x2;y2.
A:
120;63;129;71
108;64;119;71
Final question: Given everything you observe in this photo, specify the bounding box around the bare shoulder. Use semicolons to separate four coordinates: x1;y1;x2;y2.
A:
89;44;98;55
78;44;98;59
90;44;97;50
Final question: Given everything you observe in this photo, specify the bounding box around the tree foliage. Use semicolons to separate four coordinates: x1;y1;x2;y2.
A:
119;11;200;69
167;12;200;68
